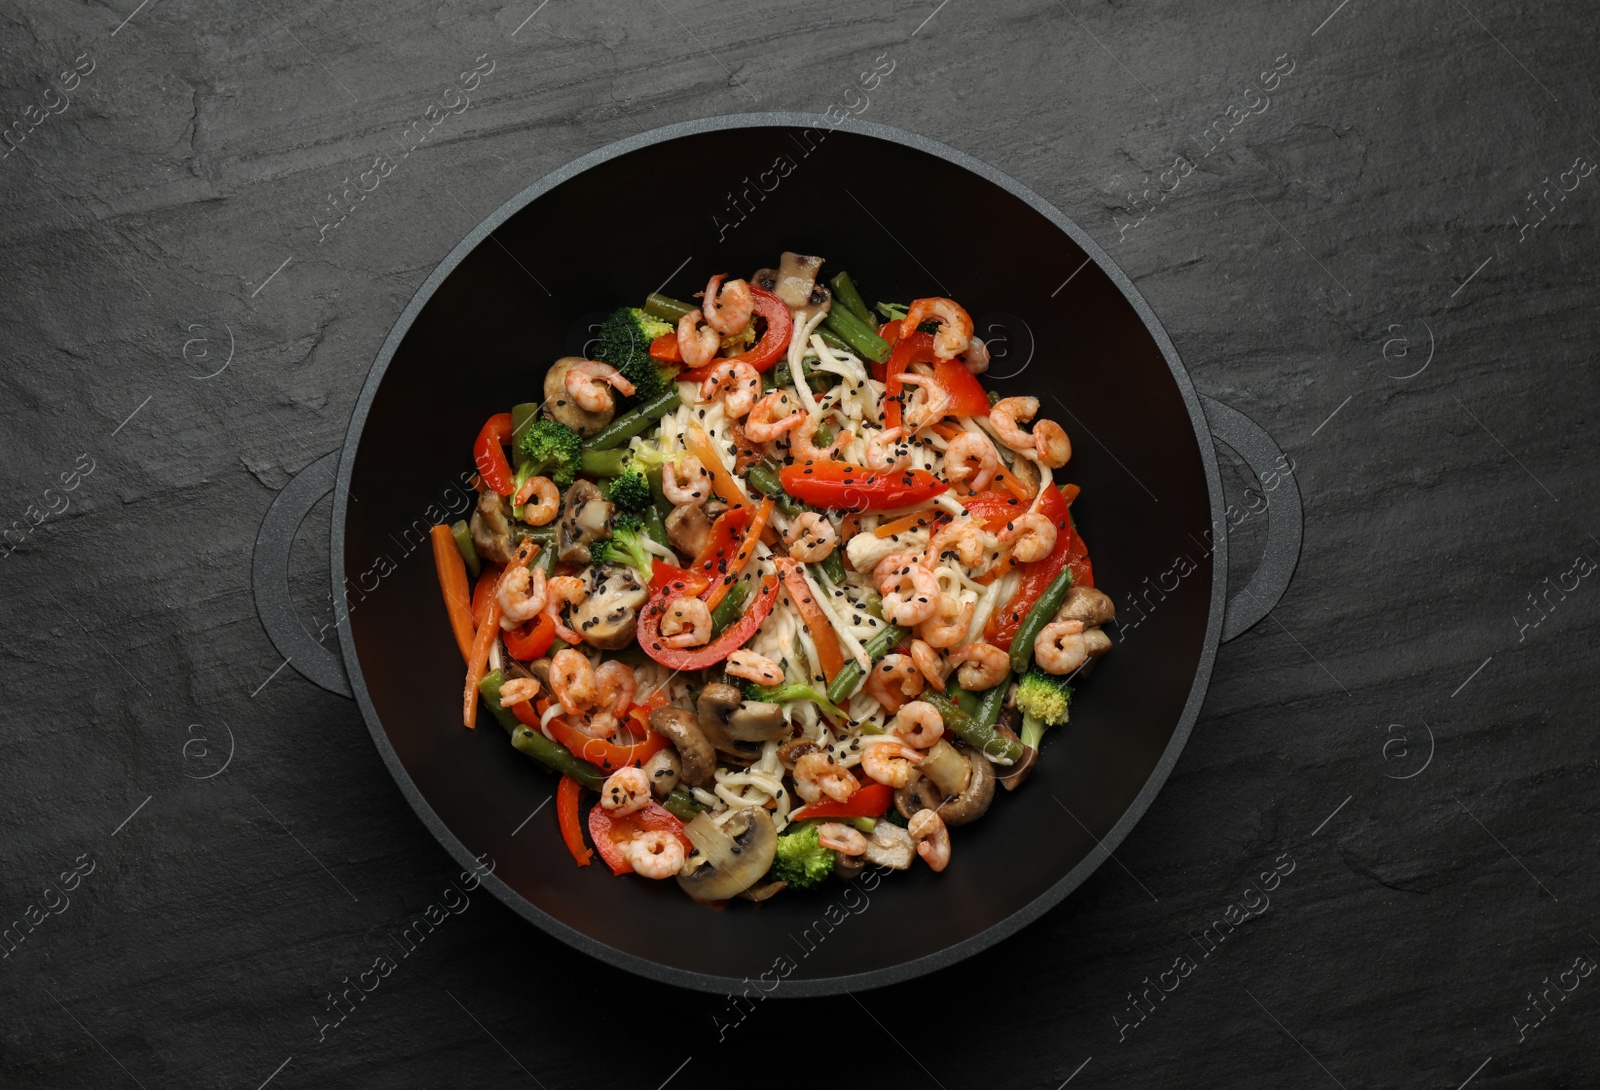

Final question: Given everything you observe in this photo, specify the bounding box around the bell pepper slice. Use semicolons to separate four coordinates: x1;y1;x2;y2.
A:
430;525;476;662
470;563;503;628
689;506;751;582
649;558;708;597
557;775;593;867
648;332;681;364
790;782;894;823
703;497;773;611
775;557;844;682
778;461;948;511
502;612;556;660
465;540;537;727
636;573;781;670
882;331;938;432
986;484;1094;649
679;285;793;381
684;423;758;513
545;715;669;772
473;413;515;495
932;358;991;417
588;800;693;876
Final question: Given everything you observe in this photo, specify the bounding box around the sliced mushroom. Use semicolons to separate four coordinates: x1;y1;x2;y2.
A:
992;713;1037;792
728;702;788;743
861;821;915;870
1055;585;1116;628
775;252;826;308
1083;626;1114;657
649;706;715;786
894;771;945;820
833;852;867;881
776;736;819;768
695;685;788;759
752;267;779;293
470;488;517;565
936;748;996;826
642;747;680;799
557;479;612;565
568;564;648;649
739;878;789;903
665;502;712;559
543;356;615;436
791;283;832;331
677;809;778;904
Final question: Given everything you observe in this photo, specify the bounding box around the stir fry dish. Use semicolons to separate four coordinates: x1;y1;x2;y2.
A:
430;252;1115;905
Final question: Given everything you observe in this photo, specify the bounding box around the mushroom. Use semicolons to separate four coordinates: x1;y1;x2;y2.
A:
568;564;648;649
774;252;826;308
557;479;612;565
543;356;615;436
776;736;819;768
677;809;778;904
861;821;915;870
649;706;716;786
895;770;945;821
739;878;789;903
1055;585;1116;628
1083;627;1114;657
992;713;1037;792
695;684;789;760
833;852;867;881
642;747;680;799
893;749;995;826
469;488;517;565
665;502;712;559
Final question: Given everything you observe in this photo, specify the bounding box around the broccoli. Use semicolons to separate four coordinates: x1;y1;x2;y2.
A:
595;307;675;402
872;301;938;334
518;419;582;486
605;470;653;515
769;822;835;890
740;682;848;722
1015;667;1072;750
589;513;653;583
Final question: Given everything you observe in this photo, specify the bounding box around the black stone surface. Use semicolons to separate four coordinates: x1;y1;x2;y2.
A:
2;1;1596;1087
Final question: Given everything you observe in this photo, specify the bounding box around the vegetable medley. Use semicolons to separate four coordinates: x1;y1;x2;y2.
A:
431;252;1115;905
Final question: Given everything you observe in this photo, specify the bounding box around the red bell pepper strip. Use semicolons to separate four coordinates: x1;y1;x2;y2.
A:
689;506;751;582
881;331;938;432
779;462;948;511
473;413;515;495
650;558;708;596
962;489;1026;531
703;497;773;611
636;574;781;670
986;484;1094;649
470;563;503;628
790;782;894;823
588;800;693;876
464;540;537;728
557;775;593;867
648;332;681;364
679;286;793;381
545;715;669;772
932;359;991;417
502;612;556;660
775;557;844;682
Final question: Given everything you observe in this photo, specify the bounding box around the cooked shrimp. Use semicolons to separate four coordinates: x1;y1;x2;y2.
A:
864;426;912;472
563;359;635;414
497;677;542;706
905;297;974;360
744;391;806;442
928;517;991;569
785;512;837;562
549;648;599;715
677;311;720;369
872;552;918;588
877;558;941;626
1034;619;1089;675
600;766;651;816
889;700;944;749
961;334;990;375
918;594;974;651
860;740;923;788
907;638;948;691
626;829;685;879
725;650;784;686
1034;418;1071;468
658;596;713;649
793;751;860;804
594;660;635;717
998;511;1057;564
990;396;1041;455
790;413;850;461
944;432;999;493
497;564;548;628
698;359;762;419
544;575;589;644
515;475;560;526
908;808;951;871
816;822;868;856
865;653;925;712
700;274;754;335
662;456;713;506
948;641;1009;690
899;373;952;433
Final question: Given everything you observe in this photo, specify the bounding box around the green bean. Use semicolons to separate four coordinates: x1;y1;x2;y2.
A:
477;671;526;735
661;787;706;822
829;271;873;328
510;402;540;467
814;422;835;449
923;691;1024;763
822;304;891;363
827;624;910;704
578;448;628;477
747;461;805;518
582;388;682;452
644;293;697;322
973;676;1009;731
641;507;670;552
817;326;854;356
1010;567;1076;676
710;578;752;636
865;593;884;621
949;679;979;719
819;550;846;586
764;360;840;393
449;520;481;579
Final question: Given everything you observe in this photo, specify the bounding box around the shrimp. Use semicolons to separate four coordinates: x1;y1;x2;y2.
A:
549;648;599;715
793;751;860;804
928;517;991;569
514;475;560;526
864;426;912;472
961;334;990;375
563;359;635;414
899;372;952;434
1034;418;1071;468
626;829;685;879
907;638;948;691
662;456;713;506
700;274;754;335
889;699;944;749
497;676;542;706
877;558;941;627
785;511;837;563
658;596;713;649
908;808;951;871
865;653;925;712
948;641;1009;690
744;391;805;443
726;650;785;686
677;311;720;369
860;740;923;788
918;594;974;651
816;822;868;857
594;660;635;718
600;766;652;816
1034;619;1089;675
791;413;851;461
944;431;999;493
904;297;974;360
989;396;1041;454
544;575;589;644
497;564;548;628
998;510;1057;564
698;359;762;419
873;552;918;588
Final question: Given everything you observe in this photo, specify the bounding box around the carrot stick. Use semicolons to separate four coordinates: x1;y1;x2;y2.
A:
430;525;475;663
684;422;756;514
777;557;845;682
704;497;773;611
873;508;936;538
464;538;538;728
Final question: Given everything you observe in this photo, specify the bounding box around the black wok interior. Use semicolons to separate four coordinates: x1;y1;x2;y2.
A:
341;124;1214;988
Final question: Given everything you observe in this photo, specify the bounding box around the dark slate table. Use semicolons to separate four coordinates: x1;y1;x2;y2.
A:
3;1;1596;1087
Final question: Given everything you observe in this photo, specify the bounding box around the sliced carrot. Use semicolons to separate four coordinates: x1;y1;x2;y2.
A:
777;557;844;682
704;496;773;611
684;422;756;514
464;539;537;729
430;525;475;663
873;508;937;539
471;563;503;628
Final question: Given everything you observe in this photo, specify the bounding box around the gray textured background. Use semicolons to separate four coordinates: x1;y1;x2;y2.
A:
3;0;1597;1087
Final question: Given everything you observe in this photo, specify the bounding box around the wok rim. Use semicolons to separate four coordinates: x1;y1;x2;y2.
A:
330;112;1227;996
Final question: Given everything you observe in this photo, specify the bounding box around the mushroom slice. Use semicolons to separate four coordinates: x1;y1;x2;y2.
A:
649;706;716;786
861;821;915;870
677;809;778;904
643;748;680;799
665;502;712;559
894;770;945;821
543;356;615;436
935;748;996;826
557;479;612;565
568;564;648;649
470;488;517;565
695;684;788;759
739;878;788;903
775;252;826;308
1055;585;1116;628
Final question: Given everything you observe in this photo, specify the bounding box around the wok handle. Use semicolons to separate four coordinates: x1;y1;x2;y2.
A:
250;450;353;697
1200;395;1303;642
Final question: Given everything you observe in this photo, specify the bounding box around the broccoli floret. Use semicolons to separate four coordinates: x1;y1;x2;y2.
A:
605;470;653;515
518;419;582;486
769;822;835;890
1015;667;1072;750
741;682;847;722
596;307;675;402
589;513;653;583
